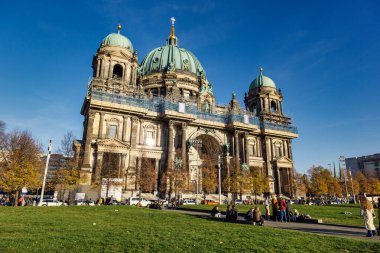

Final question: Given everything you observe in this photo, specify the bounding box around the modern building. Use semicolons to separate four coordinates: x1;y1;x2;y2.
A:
74;20;298;200
345;154;380;178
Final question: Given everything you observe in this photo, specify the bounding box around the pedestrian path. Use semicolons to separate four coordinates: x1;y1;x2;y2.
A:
165;208;380;241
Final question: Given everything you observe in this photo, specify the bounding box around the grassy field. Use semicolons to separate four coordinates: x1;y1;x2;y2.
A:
181;204;379;227
0;206;379;252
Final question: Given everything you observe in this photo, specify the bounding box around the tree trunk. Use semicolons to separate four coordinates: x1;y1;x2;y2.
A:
14;191;19;206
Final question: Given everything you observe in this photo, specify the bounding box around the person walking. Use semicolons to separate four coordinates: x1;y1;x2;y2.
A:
361;198;376;237
264;197;271;220
279;198;287;222
271;196;278;221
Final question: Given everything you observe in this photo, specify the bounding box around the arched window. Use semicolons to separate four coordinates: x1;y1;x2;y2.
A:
271;101;277;113
112;64;123;79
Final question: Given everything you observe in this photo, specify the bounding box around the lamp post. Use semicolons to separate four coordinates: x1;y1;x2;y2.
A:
348;168;356;204
217;155;222;205
39;140;52;206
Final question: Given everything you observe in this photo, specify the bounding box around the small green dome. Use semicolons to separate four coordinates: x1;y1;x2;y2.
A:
101;33;133;51
249;68;276;90
139;44;206;78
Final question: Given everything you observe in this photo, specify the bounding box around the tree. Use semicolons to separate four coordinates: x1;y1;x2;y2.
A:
368;177;380;194
354;171;369;194
57;131;75;157
245;167;266;203
0;121;5;137
0;130;42;205
293;172;307;197
139;157;156;193
201;155;217;196
49;157;80;202
308;166;329;197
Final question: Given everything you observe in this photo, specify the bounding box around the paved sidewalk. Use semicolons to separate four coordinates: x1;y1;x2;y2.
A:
165;208;380;241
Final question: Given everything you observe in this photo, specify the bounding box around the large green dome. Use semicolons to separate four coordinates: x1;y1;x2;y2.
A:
249;68;276;90
101;30;133;51
139;45;206;78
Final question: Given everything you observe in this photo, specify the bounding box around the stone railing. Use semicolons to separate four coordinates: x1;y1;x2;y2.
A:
90;89;297;134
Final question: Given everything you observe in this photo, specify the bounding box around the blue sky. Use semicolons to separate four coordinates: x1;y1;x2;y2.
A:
0;0;379;173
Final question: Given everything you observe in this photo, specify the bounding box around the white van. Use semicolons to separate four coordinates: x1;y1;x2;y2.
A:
127;197;151;207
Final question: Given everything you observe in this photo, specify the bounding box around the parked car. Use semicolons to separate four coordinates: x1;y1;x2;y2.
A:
201;199;219;205
38;199;66;206
76;199;95;206
182;199;197;205
234;199;243;205
126;197;151;207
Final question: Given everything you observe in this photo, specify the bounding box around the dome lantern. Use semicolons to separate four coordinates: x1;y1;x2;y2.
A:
100;24;133;51
249;67;276;90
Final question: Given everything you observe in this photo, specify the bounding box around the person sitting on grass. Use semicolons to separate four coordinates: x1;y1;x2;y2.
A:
211;205;221;218
293;209;299;222
253;206;264;226
225;205;232;221
231;205;238;221
245;208;254;224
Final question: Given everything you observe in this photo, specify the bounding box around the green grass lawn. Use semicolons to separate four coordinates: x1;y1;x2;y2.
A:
181;204;379;227
0;206;379;252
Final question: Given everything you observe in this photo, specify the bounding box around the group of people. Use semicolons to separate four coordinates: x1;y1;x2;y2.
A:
210;204;264;226
267;196;294;222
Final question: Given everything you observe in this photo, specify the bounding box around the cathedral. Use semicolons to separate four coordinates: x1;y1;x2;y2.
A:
74;19;298;201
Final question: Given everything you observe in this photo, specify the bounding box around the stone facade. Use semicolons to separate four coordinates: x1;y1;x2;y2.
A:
74;22;298;200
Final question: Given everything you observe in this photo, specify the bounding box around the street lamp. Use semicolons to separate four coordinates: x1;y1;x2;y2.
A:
39;140;52;206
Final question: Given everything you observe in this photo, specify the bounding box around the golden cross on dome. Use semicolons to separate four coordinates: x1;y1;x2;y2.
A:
259;66;263;74
117;24;122;34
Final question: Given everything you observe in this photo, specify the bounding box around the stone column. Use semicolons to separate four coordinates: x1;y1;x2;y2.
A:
98;112;104;139
286;168;291;196
154;159;159;192
131;117;139;147
244;133;249;166
95;151;104;182
82;111;96;169
181;123;187;170
277;167;282;195
122;63;126;82
156;123;161;147
265;137;272;176
234;131;240;170
139;120;144;145
108;59;112;79
96;59;101;77
167;120;175;170
122;115;128;142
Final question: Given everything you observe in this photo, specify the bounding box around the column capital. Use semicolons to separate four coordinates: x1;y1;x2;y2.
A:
88;110;96;118
131;116;139;123
182;122;187;129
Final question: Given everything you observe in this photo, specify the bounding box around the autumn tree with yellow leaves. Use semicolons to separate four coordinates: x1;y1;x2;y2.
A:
0;130;43;205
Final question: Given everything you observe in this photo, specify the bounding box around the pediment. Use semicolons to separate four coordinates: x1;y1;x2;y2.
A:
97;138;130;149
274;156;293;168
